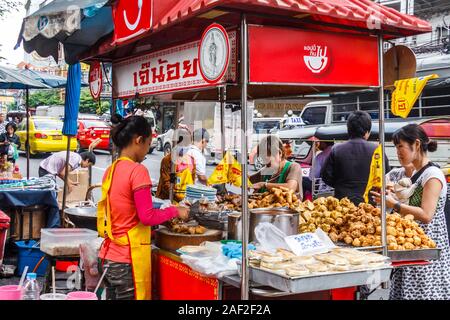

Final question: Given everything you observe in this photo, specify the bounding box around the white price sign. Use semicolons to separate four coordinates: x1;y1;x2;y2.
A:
284;229;335;256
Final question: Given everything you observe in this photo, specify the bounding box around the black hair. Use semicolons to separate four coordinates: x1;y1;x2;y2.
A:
347;111;372;139
193;128;210;143
80;151;96;165
392;123;438;153
110;113;123;125
5;122;17;132
257;135;286;159
111;115;152;149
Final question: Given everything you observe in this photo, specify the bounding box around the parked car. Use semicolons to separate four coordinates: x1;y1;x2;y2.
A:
16;116;77;155
77;119;111;152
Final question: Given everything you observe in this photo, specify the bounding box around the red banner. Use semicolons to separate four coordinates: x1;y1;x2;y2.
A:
249;26;379;87
113;0;152;44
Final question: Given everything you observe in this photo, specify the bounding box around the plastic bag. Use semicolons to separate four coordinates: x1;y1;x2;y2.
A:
180;242;239;278
79;238;104;291
254;222;290;253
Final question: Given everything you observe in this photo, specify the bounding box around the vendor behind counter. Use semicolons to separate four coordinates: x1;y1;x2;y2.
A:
250;135;303;200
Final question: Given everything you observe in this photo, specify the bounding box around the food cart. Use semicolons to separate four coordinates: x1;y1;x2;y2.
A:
79;0;432;300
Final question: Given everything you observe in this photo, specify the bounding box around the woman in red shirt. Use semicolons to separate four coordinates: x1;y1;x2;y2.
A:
98;116;188;300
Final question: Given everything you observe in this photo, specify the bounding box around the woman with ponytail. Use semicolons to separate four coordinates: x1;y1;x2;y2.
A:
97;116;189;300
372;123;450;300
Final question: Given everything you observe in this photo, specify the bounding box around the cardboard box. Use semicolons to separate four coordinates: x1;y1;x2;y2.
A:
57;168;90;207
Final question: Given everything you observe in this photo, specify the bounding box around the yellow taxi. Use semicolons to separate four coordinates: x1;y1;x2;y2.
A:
16;116;77;155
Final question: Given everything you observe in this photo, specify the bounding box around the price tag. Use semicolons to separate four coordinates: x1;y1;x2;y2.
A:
284;231;332;256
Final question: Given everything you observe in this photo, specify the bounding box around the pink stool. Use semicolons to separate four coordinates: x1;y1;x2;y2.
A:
0;285;22;300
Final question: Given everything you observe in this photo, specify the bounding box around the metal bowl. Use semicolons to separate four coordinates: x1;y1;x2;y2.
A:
64;206;97;231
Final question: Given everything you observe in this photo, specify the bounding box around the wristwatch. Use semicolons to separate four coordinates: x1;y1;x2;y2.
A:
264;181;268;188
393;201;401;213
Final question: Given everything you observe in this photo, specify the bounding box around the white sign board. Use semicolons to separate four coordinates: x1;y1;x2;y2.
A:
113;30;237;98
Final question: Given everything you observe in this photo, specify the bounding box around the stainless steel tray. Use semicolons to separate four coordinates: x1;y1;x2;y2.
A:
237;262;392;294
387;248;441;262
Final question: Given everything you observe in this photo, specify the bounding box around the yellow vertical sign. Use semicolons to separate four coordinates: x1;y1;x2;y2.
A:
364;144;383;203
391;74;438;118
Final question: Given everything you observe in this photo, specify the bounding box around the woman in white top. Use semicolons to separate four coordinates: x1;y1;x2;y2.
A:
372;123;450;300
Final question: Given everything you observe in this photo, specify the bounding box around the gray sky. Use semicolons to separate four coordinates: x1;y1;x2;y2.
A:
0;3;26;67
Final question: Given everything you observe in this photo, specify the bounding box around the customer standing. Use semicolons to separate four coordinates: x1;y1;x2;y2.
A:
0;122;21;163
97;116;189;300
186;128;210;185
320;111;390;204
372;124;450;300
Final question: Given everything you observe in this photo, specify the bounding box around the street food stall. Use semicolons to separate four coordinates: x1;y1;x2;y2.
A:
75;0;434;300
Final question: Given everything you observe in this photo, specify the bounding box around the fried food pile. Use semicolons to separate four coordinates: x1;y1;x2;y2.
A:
385;213;436;250
248;247;389;277
298;196;436;250
217;194;242;211
166;218;207;235
217;187;301;211
248;187;301;210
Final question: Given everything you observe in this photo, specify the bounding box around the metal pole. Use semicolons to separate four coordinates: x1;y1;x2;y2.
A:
61;136;72;224
169;102;180;203
240;14;249;301
26;88;30;179
220;86;226;157
378;35;388;260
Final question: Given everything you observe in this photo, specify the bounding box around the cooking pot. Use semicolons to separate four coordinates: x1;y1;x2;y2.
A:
227;212;243;241
249;208;299;243
64;202;97;231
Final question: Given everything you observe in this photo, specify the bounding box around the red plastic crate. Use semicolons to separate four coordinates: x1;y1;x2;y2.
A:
56;260;79;272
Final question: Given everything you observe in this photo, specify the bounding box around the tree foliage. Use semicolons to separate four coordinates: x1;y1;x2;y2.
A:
0;0;21;19
28;88;110;115
29;90;63;108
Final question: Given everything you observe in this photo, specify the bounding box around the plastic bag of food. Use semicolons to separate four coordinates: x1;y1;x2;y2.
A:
79;238;103;291
254;222;290;253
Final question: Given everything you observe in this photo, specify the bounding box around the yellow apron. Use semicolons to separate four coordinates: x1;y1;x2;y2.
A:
97;157;152;300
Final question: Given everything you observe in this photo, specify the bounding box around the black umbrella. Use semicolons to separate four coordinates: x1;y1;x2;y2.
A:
0;65;50;90
18;68;89;89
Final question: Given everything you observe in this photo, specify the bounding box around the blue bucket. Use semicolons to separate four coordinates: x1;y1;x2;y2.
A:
15;240;49;276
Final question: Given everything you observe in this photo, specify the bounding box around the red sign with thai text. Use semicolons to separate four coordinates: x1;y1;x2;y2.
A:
249;26;379;87
89;61;102;100
113;0;152;44
113;30;237;99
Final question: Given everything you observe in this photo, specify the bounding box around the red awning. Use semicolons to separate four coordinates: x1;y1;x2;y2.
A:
83;0;431;63
152;0;431;36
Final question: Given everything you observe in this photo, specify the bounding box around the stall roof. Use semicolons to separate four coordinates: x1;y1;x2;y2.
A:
152;0;431;36
83;0;431;63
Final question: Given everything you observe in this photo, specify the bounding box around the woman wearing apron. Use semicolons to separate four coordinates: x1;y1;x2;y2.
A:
250;135;303;199
97;116;189;300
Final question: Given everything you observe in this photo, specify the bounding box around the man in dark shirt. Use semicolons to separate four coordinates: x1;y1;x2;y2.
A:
320;111;390;205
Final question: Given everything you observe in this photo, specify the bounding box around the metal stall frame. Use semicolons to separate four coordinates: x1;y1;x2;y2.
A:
78;2;431;300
